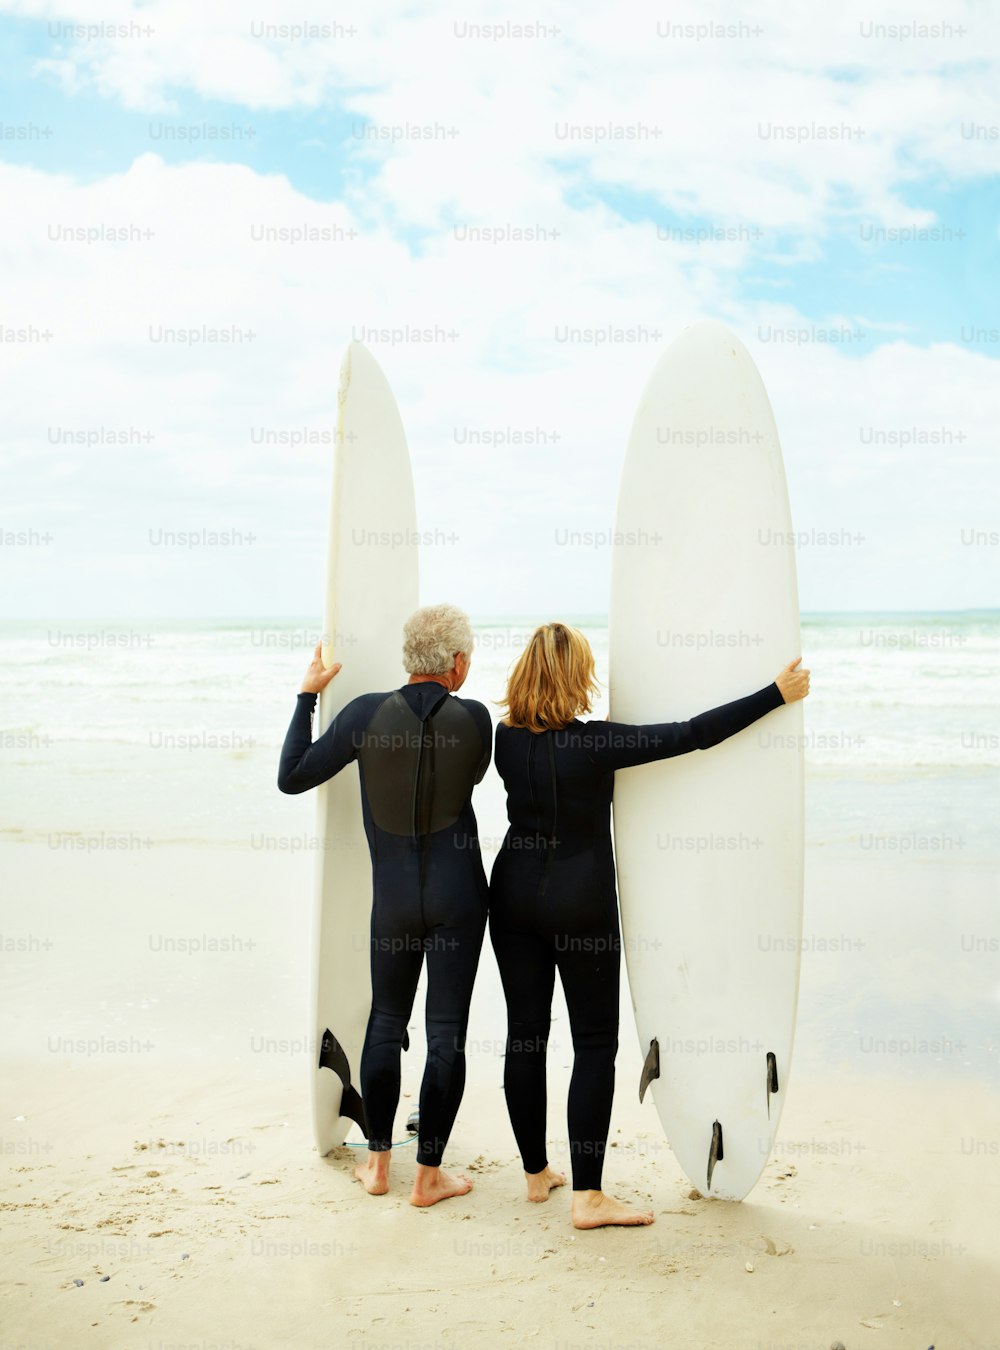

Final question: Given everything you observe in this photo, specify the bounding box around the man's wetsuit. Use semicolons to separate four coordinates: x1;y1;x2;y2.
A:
278;681;492;1166
489;681;785;1191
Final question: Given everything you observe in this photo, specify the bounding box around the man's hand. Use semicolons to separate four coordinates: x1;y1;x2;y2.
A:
775;657;810;704
301;642;342;694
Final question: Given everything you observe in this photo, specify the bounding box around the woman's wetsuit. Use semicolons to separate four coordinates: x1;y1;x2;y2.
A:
278;680;491;1166
488;681;785;1190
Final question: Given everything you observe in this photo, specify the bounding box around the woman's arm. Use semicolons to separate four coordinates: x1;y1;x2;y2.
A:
586;658;810;773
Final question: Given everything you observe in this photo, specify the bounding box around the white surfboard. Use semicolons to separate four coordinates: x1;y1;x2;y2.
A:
311;341;419;1156
609;320;804;1201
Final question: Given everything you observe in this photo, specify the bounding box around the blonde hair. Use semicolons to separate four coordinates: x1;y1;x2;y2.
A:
500;623;600;733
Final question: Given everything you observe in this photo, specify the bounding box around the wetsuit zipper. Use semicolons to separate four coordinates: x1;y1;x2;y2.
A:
526;732;559;897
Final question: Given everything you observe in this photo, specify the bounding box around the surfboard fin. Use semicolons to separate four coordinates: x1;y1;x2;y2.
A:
766;1051;779;1119
340;1085;368;1137
318;1027;350;1079
707;1120;724;1191
318;1027;368;1136
405;1109;420;1135
639;1038;660;1102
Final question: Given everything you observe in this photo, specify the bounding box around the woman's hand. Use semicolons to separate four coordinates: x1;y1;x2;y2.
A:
301;642;342;694
775;657;810;703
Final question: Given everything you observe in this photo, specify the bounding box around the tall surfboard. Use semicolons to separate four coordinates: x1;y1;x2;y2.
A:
311;342;418;1156
609;320;804;1201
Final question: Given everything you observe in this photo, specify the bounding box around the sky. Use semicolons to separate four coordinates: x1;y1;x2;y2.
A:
1;0;998;619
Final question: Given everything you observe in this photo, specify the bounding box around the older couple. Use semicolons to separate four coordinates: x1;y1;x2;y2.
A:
278;603;810;1227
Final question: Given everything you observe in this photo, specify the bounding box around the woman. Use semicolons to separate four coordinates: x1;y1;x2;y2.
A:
489;623;810;1229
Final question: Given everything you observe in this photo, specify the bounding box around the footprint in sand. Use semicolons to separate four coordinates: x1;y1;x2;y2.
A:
751;1234;794;1257
117;1299;156;1321
466;1155;503;1174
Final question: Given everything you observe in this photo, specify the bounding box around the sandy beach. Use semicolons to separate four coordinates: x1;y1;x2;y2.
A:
3;1030;998;1350
2;842;999;1350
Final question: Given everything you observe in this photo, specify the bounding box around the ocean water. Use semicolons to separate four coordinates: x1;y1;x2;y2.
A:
0;610;997;854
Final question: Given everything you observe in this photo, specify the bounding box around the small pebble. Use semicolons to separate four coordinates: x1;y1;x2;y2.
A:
181;1253;189;1260
99;1275;110;1283
73;1279;84;1287
237;1172;250;1179
744;1261;754;1273
831;1341;846;1349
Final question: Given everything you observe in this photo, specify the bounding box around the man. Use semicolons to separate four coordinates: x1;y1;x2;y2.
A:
278;603;491;1206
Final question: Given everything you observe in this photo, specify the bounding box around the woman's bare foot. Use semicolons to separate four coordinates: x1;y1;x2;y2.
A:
409;1163;473;1208
353;1151;390;1195
571;1189;654;1229
525;1165;566;1202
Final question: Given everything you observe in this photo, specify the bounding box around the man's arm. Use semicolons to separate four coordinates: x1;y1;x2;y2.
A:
466;699;493;784
277;691;365;794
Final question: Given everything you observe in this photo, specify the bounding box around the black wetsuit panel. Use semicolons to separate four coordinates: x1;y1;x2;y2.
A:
357;689;490;837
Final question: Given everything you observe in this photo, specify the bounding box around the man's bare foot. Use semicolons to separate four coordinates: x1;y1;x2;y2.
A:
409;1163;473;1208
353;1151;390;1195
526;1165;566;1202
571;1189;654;1228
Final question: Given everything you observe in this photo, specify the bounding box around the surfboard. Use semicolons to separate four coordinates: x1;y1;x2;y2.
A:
311;341;419;1156
609;320;804;1201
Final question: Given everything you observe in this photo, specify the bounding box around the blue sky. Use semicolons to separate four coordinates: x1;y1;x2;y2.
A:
2;0;998;617
0;15;361;199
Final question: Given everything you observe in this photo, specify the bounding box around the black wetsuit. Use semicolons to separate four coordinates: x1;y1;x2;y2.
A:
278;681;491;1166
489;681;785;1191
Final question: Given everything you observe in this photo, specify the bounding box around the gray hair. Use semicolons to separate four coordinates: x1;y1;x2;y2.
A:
402;603;474;676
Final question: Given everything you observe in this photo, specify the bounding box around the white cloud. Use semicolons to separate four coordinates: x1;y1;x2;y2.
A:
9;0;1000;227
2;1;998;615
